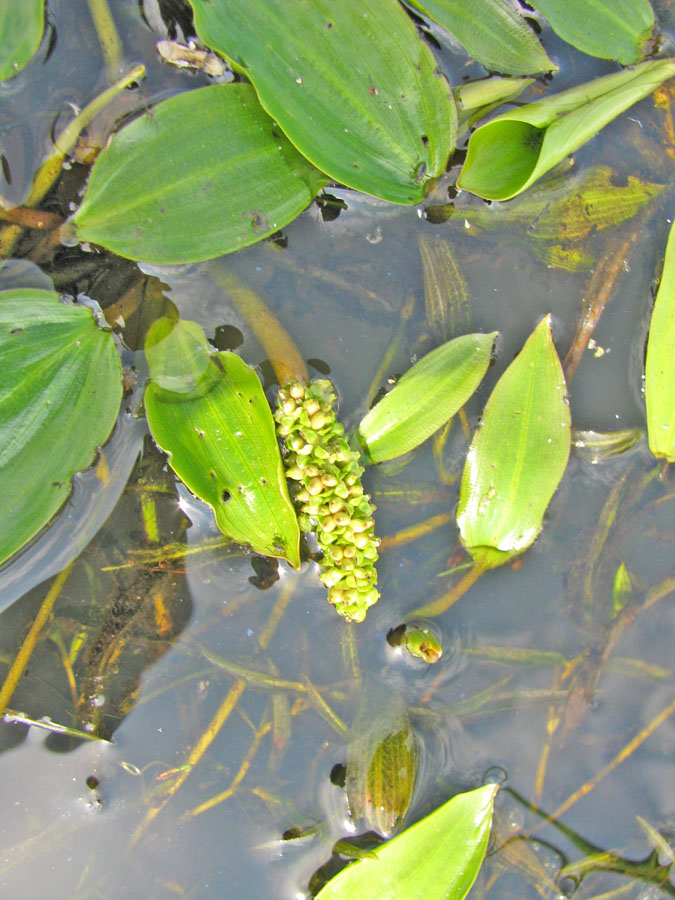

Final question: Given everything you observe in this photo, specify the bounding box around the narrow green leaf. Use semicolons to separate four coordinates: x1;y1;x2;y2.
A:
0;0;44;80
535;0;654;65
358;332;497;463
457;58;675;201
408;0;554;75
457;316;570;569
144;352;300;566
189;0;456;204
73;84;325;263
316;784;497;900
645;221;675;462
0;290;122;565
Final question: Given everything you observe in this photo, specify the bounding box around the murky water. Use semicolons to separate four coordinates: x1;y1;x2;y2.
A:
1;2;673;899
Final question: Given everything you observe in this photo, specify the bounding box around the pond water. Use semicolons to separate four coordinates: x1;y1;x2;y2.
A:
0;2;674;899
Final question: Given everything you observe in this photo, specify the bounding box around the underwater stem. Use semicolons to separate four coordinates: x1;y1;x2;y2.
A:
411;563;485;619
86;0;124;81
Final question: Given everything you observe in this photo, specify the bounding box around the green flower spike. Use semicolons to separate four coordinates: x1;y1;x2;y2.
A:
275;380;380;623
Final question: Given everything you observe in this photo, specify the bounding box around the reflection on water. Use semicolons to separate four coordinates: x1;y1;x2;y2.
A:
0;1;674;899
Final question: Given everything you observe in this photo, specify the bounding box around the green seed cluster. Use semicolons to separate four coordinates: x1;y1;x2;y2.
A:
275;379;380;623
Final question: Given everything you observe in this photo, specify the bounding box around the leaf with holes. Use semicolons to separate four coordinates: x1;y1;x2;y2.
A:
189;0;456;204
144;351;300;566
0;289;122;565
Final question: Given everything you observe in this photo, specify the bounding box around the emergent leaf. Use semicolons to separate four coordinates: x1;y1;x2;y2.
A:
457;58;675;201
144;351;301;566
189;0;456;204
645;221;675;462
457;315;570;568
358;332;497;463
73;84;325;263
0;290;122;565
316;784;497;900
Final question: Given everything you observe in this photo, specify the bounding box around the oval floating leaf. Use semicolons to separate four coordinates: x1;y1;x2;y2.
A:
73;84;325;263
457;316;570;569
645;221;675;462
144;351;300;566
535;0;654;65
0;0;44;80
0;289;122;565
346;682;417;837
408;0;554;75
316;784;497;900
358;332;497;463
189;0;456;204
457;58;675;201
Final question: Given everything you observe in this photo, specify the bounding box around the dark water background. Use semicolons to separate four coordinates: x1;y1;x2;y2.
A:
0;1;673;899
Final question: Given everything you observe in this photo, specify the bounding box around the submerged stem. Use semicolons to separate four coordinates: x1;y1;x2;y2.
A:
411;563;485;619
86;0;124;81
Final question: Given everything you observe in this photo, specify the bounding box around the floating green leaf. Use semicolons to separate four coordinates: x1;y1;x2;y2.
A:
73;84;325;263
0;0;44;80
189;0;456;204
346;682;417;837
645;221;675;462
457;316;570;569
144;351;300;566
457;58;675;201
315;784;497;900
535;0;654;65
0;289;122;565
358;332;497;463
408;0;554;75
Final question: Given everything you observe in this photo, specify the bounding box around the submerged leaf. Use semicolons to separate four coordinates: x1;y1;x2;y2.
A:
408;0;554;75
457;316;570;568
316;784;497;900
145;352;300;566
457;58;675;201
0;290;122;565
189;0;456;204
535;0;654;65
0;0;44;80
358;332;497;463
457;166;665;271
645;221;675;462
73;84;325;263
418;234;472;341
347;682;417;837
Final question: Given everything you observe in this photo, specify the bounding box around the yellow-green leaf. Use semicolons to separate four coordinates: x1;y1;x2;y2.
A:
645;221;675;462
358;332;497;463
316;784;497;900
457;316;570;568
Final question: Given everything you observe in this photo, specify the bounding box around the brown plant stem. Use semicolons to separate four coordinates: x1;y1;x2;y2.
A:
0;562;74;717
411;563;485;619
209;263;308;387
